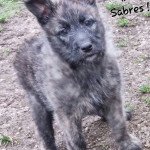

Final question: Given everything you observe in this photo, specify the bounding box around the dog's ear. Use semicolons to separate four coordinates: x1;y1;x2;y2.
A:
88;0;96;6
24;0;56;25
83;0;96;6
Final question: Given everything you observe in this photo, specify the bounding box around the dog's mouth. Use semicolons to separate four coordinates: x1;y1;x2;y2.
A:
86;53;97;61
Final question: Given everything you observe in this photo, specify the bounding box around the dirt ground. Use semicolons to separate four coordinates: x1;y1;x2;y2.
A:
0;0;150;150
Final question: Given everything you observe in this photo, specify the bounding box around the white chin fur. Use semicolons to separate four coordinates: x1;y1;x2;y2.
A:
86;54;97;61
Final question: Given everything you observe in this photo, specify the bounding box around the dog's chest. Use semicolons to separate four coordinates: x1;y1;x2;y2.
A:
75;65;104;92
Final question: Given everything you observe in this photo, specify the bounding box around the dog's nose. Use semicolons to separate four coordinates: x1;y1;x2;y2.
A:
81;43;93;53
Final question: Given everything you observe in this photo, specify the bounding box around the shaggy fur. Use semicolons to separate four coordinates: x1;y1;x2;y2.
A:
14;0;142;150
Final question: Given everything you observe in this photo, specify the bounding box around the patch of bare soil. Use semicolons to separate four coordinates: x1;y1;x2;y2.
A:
0;1;149;150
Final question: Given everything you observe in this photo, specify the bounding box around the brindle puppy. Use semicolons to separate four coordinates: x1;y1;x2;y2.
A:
14;0;142;149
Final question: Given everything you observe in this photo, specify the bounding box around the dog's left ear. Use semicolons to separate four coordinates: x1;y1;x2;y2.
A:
84;0;96;6
24;0;56;25
88;0;96;5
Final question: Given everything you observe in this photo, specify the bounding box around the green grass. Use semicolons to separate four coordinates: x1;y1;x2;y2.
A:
125;103;134;111
4;48;11;55
106;2;123;11
0;25;3;32
143;12;150;17
0;134;12;146
105;1;132;11
117;17;129;27
0;48;11;60
117;39;128;47
144;97;150;106
140;85;150;94
0;0;20;23
134;54;150;64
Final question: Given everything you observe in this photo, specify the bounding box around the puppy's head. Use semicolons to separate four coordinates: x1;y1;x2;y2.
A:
25;0;106;65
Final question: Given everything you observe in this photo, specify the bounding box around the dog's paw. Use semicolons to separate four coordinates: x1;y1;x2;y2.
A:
120;134;142;150
125;109;132;121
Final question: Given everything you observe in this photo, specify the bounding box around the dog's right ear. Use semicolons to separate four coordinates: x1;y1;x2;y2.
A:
24;0;56;25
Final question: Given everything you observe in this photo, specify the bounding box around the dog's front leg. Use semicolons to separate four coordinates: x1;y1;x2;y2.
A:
105;95;142;150
55;110;86;150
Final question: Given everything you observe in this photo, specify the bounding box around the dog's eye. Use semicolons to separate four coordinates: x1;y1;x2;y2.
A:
57;21;70;36
58;28;68;36
85;19;96;27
